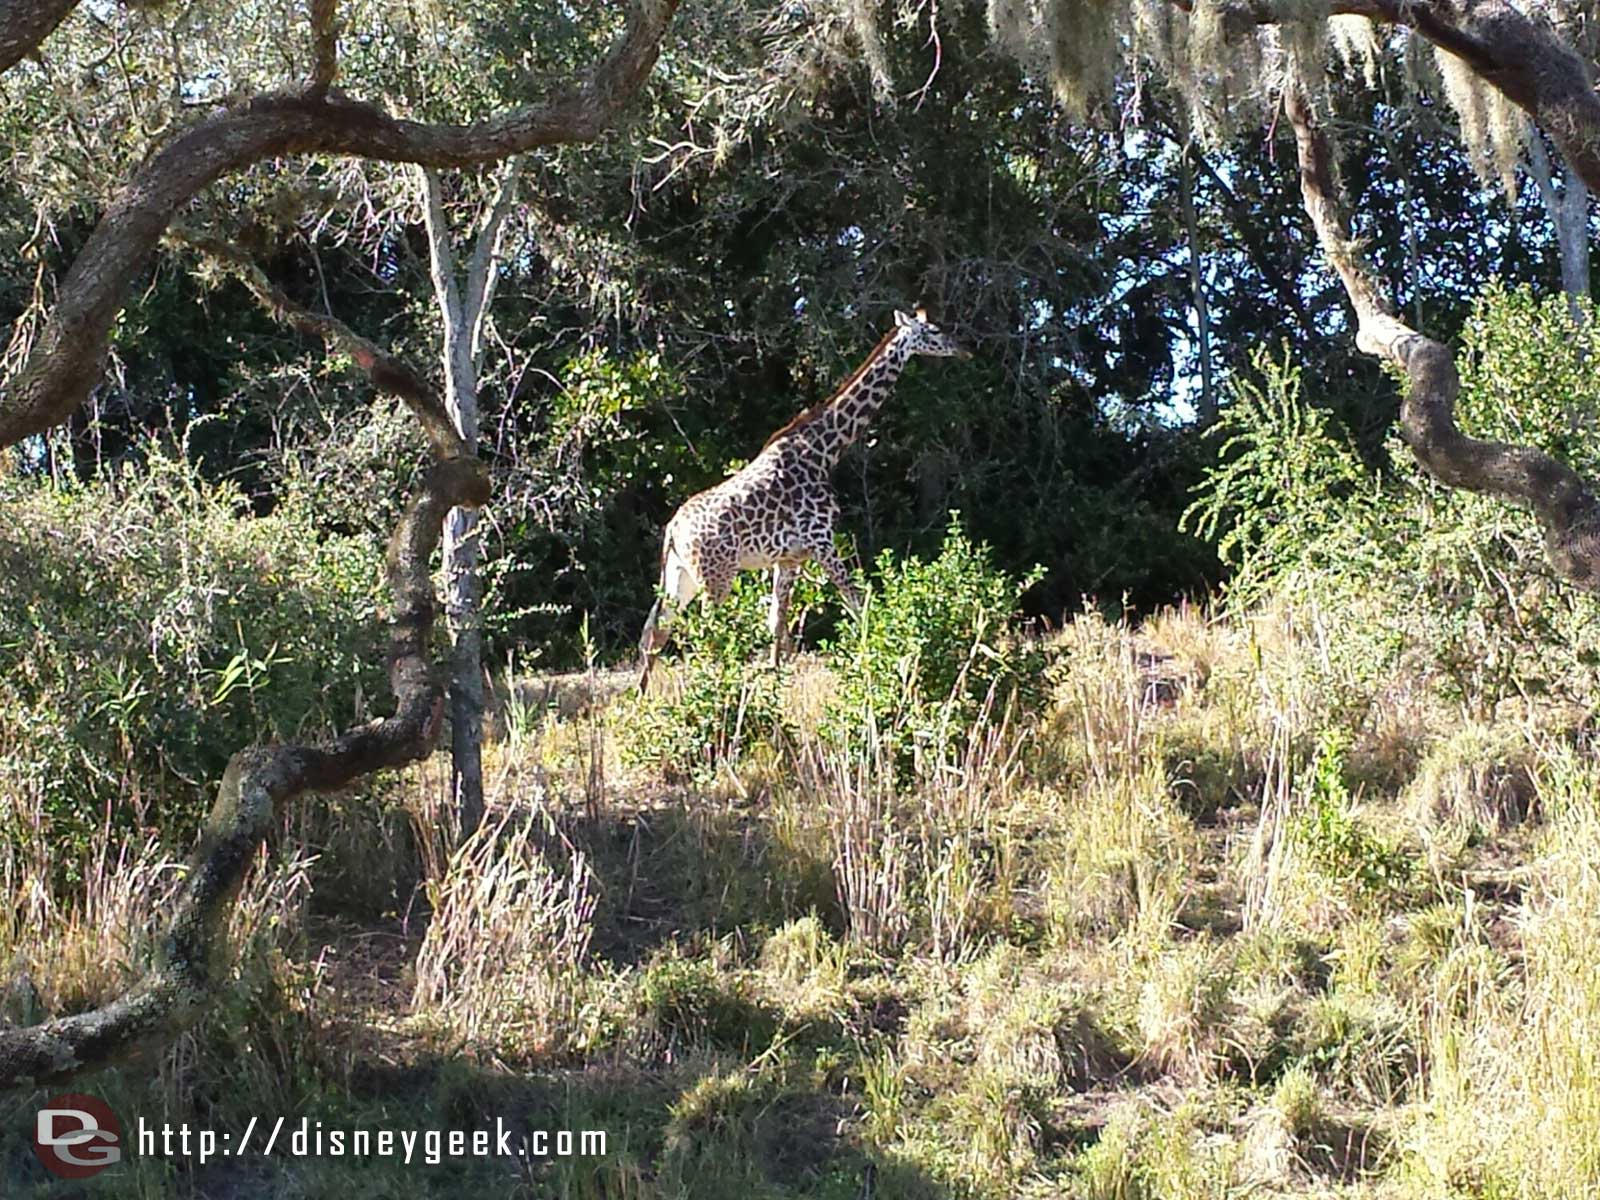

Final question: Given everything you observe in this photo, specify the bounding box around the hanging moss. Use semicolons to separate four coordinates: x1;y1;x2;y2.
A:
1328;14;1379;87
986;0;1034;62
1434;45;1525;199
1129;0;1268;146
1047;0;1124;121
846;0;896;103
1276;3;1332;116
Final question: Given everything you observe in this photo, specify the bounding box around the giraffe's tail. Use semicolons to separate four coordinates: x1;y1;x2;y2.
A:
637;593;665;692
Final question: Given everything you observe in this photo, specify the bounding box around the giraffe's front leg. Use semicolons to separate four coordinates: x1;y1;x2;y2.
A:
812;538;864;617
769;564;796;667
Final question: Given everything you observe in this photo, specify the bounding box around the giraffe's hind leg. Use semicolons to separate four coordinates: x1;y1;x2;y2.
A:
810;536;864;616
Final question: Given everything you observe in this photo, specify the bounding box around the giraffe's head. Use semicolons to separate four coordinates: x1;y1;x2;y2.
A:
893;308;970;359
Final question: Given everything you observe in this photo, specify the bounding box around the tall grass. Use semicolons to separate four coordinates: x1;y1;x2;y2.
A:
16;544;1600;1198
411;795;599;1062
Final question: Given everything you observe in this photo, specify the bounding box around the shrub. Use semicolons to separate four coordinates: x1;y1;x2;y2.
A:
1292;732;1414;906
614;572;796;781
1186;289;1600;711
0;446;386;871
1183;343;1391;614
636;951;776;1055
822;516;1046;769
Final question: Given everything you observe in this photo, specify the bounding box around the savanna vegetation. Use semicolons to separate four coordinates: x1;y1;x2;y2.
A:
7;0;1600;1196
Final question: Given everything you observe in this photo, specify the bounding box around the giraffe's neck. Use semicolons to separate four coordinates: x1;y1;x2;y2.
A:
802;336;912;468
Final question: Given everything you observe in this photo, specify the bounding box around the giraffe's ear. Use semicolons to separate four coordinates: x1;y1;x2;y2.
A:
914;306;928;323
894;309;914;328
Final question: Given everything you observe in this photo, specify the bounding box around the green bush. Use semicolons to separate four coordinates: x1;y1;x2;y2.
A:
615;572;797;782
1186;289;1600;710
617;519;1043;781
636;953;776;1054
0;447;387;872
1292;732;1414;906
1182;344;1391;613
822;517;1046;768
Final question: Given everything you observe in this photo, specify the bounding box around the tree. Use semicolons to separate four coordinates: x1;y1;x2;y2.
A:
962;0;1600;591
420;160;524;838
0;0;677;1088
1526;128;1590;319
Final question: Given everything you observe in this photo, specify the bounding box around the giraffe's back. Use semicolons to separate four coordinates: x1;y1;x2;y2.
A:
670;440;832;575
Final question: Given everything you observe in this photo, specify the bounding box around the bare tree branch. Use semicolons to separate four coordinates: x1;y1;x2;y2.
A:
0;238;490;1086
463;156;523;360
0;0;679;451
0;0;78;76
1283;80;1600;589
420;170;469;383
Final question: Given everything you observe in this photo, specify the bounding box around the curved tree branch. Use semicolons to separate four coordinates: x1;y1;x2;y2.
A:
1219;0;1600;193
1283;81;1600;588
174;232;463;458
0;0;78;76
0;0;679;450
0;244;490;1088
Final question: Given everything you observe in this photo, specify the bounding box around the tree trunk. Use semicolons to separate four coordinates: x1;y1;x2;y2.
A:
1178;144;1216;423
1527;129;1591;322
421;161;521;839
442;506;485;835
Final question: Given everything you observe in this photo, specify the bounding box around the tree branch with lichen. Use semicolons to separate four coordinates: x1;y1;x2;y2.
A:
0;0;79;76
309;0;339;95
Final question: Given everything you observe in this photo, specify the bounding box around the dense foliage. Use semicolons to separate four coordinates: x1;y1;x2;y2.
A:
16;0;1600;1194
1189;284;1600;711
6;2;1584;676
821;518;1048;768
0;447;386;869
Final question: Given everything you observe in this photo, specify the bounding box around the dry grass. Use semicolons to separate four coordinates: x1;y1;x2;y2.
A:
409;796;599;1062
14;600;1600;1198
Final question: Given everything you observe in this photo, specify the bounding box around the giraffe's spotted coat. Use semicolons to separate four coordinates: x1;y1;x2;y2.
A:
638;309;967;687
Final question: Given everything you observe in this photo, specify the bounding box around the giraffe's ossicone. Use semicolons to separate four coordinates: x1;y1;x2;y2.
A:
638;308;969;690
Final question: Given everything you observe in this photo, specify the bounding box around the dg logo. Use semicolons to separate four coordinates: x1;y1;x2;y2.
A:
33;1093;123;1179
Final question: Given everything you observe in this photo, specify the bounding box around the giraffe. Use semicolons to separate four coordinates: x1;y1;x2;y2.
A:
638;308;969;690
